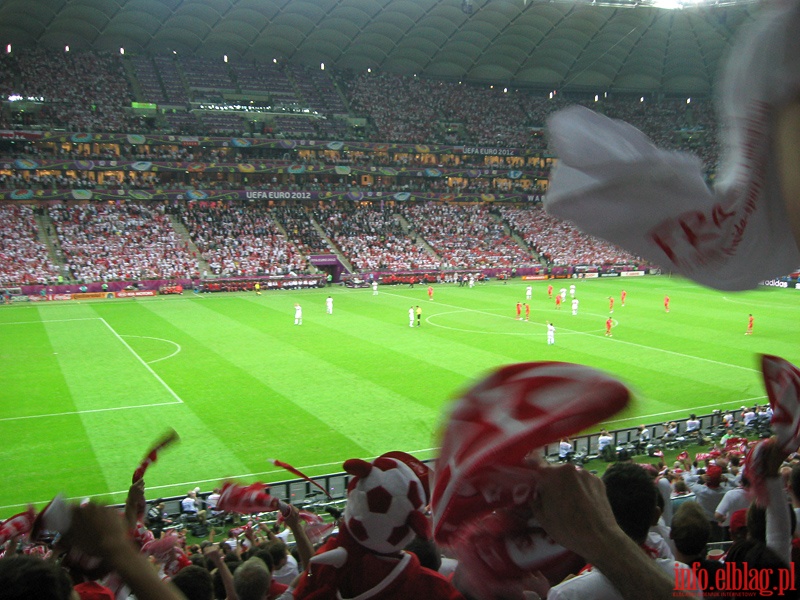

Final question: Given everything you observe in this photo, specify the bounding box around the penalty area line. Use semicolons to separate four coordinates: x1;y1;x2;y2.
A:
100;318;184;404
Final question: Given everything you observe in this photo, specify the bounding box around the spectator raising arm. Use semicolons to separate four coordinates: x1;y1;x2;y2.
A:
61;502;187;600
529;462;699;600
203;543;237;600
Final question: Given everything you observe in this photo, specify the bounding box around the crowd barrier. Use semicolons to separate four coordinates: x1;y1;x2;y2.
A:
127;406;763;522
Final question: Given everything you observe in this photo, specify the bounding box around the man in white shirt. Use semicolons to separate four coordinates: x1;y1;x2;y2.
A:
598;429;614;460
325;296;333;314
409;306;415;328
559;438;574;461
571;298;579;315
294;303;303;325
181;490;206;524
547;322;555;345
547;463;701;599
526;285;532;300
372;280;378;295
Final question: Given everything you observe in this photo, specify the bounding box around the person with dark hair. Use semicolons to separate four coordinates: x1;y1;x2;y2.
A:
405;536;443;572
670;501;724;592
171;564;213;600
545;462;701;599
0;555;74;600
725;540;799;600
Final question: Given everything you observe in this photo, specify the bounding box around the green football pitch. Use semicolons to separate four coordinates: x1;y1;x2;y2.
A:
1;276;798;519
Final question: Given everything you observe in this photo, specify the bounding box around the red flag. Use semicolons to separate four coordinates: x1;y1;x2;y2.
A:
276;509;334;545
132;429;180;484
271;459;330;499
217;481;290;516
431;362;630;600
0;506;36;545
762;355;800;452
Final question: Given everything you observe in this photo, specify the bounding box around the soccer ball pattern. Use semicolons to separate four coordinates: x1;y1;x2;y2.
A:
344;456;426;554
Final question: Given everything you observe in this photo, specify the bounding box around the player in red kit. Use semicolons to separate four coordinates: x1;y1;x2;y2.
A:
428;285;434;300
621;290;627;307
524;303;530;321
605;317;613;337
555;294;562;309
664;295;670;313
608;296;614;313
547;284;553;299
516;302;522;320
746;314;754;335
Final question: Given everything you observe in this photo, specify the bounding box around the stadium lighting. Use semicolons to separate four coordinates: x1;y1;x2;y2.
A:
120;47;124;55
320;62;325;70
224;54;228;62
6;44;10;53
65;45;69;52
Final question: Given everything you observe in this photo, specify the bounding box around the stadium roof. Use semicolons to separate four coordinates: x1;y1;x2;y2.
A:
0;0;760;94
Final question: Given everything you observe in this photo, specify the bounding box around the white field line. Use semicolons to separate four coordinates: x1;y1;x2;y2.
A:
0;401;182;423
381;290;759;374
123;335;182;364
0;317;101;326
0;447;442;511
100;318;184;404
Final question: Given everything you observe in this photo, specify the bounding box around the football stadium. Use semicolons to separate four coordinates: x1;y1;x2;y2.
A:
1;0;799;598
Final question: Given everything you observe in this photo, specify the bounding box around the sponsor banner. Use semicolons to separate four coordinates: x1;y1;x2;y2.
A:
521;275;548;281
461;146;518;156
600;272;621;277
10;295;30;302
582;273;599;278
73;292;109;300
761;278;790;288
0;187;539;204
115;290;157;298
309;254;341;266
8;132;537;157
0;159;547;178
0;130;43;141
49;293;73;301
620;271;645;277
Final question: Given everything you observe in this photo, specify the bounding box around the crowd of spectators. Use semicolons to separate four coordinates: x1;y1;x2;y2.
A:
272;206;331;256
4;404;800;600
0;204;61;286
0;201;647;287
49;202;199;282
498;204;642;266
313;205;439;271
179;202;307;277
399;202;535;269
0;48;136;133
0;49;722;175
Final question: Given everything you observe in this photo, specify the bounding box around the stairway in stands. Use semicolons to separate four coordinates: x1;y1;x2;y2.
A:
168;215;210;277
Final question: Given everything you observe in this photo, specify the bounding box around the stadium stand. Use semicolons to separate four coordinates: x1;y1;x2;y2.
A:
3;1;793;597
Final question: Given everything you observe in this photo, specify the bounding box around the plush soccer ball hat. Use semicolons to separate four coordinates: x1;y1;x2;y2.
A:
342;455;430;555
